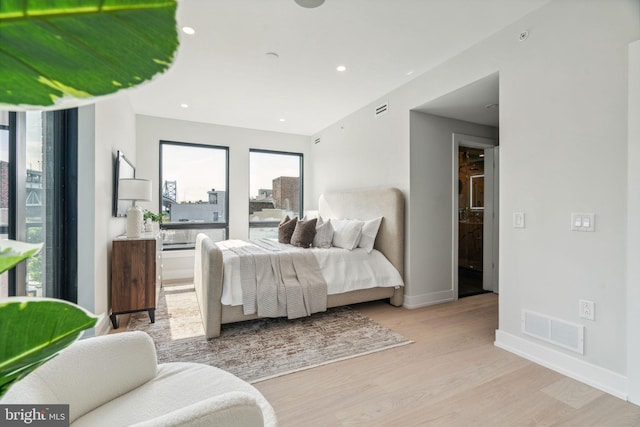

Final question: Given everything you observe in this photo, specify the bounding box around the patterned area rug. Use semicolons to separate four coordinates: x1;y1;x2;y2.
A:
128;283;412;383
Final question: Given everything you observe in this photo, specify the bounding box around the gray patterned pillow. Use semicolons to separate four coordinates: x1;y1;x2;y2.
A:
313;218;334;248
278;216;298;244
291;218;317;248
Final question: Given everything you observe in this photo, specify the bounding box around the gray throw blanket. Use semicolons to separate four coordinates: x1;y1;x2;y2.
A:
228;240;328;319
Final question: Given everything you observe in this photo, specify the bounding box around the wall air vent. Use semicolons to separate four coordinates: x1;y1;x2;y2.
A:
314;137;321;144
522;310;584;354
375;101;389;117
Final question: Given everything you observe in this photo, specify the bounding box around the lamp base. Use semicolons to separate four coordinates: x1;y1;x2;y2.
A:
126;205;143;238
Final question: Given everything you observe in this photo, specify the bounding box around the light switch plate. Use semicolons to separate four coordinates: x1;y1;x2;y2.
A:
513;212;525;229
571;213;595;232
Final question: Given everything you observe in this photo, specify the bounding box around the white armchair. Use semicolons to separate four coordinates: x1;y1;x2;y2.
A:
1;331;277;426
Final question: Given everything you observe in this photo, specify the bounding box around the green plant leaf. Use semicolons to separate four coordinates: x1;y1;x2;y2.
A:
0;298;98;397
0;0;178;107
143;209;167;222
0;240;43;274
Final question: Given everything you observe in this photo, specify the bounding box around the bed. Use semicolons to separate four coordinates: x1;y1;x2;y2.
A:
194;186;405;339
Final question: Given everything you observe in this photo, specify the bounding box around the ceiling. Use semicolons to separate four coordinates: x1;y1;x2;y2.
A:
415;72;499;127
127;0;549;136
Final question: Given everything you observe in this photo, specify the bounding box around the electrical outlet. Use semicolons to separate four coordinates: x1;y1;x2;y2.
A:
579;300;595;321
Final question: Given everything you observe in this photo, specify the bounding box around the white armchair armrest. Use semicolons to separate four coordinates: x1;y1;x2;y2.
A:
3;332;277;426
132;391;264;427
2;331;158;423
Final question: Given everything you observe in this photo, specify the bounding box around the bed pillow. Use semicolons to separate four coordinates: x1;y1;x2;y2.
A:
278;216;298;244
313;218;334;249
331;218;364;250
291;218;317;248
278;215;290;230
358;216;383;253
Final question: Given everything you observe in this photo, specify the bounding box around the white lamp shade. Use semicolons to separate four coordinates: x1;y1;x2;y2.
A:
118;179;152;201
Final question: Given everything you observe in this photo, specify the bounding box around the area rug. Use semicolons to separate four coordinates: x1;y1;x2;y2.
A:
128;283;412;383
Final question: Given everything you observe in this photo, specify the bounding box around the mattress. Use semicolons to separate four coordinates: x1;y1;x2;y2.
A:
216;239;404;306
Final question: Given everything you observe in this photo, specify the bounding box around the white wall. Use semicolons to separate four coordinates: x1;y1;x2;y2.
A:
408;112;497;307
78;94;136;335
79;107;309;328
77;105;96;317
135;115;310;279
495;0;636;386
309;103;409;200
627;40;640;405
135;115;311;239
311;0;639;399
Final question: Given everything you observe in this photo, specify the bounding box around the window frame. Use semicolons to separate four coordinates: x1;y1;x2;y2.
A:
6;112;18;297
50;109;79;302
3;110;78;301
159;140;230;242
248;148;304;232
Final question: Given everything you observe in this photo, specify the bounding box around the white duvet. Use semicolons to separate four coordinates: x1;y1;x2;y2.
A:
217;239;404;307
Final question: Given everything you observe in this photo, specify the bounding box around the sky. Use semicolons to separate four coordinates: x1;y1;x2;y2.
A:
26;111;42;170
249;151;300;198
161;146;301;202
162;144;227;202
1;115;302;206
0;111;43;169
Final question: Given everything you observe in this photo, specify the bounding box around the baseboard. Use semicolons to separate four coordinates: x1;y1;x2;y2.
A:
403;289;454;309
161;249;194;258
495;329;628;401
93;314;111;336
162;268;194;281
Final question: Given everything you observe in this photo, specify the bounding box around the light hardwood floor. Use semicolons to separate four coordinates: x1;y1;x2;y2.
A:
253;294;640;427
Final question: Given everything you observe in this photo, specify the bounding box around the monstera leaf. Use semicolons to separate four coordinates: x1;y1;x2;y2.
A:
0;0;178;107
0;241;98;397
0;298;98;397
0;240;42;274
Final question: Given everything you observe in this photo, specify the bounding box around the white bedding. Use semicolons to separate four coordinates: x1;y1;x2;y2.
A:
217;239;404;307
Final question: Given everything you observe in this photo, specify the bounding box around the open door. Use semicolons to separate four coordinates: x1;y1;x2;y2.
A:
482;146;499;293
452;133;498;298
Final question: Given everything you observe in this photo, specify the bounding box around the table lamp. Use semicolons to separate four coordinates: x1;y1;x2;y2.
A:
118;178;152;238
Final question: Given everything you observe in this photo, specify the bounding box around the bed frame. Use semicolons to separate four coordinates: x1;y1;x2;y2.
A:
194;186;405;339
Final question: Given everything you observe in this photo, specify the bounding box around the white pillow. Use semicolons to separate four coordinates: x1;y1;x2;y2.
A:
331;218;364;250
313;218;334;249
358;217;383;253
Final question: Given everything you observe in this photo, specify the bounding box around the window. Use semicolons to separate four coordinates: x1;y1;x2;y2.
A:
160;141;229;250
1;110;78;301
0;111;10;298
249;150;303;239
25;111;45;298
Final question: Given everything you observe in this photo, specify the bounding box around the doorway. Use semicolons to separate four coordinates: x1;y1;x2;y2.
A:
457;146;486;297
452;133;498;299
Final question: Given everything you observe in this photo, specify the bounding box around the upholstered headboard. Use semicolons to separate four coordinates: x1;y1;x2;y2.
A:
318;186;404;278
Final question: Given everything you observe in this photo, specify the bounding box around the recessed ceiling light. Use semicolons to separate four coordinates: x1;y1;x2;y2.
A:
279;118;286;122
406;70;414;76
182;26;195;35
295;0;325;8
336;65;347;72
180;103;189;108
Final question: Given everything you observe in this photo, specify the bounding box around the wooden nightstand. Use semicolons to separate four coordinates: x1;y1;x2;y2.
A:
110;233;162;329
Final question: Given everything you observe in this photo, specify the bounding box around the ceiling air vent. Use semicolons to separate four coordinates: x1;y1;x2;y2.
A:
375;101;389;117
314;137;321;144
